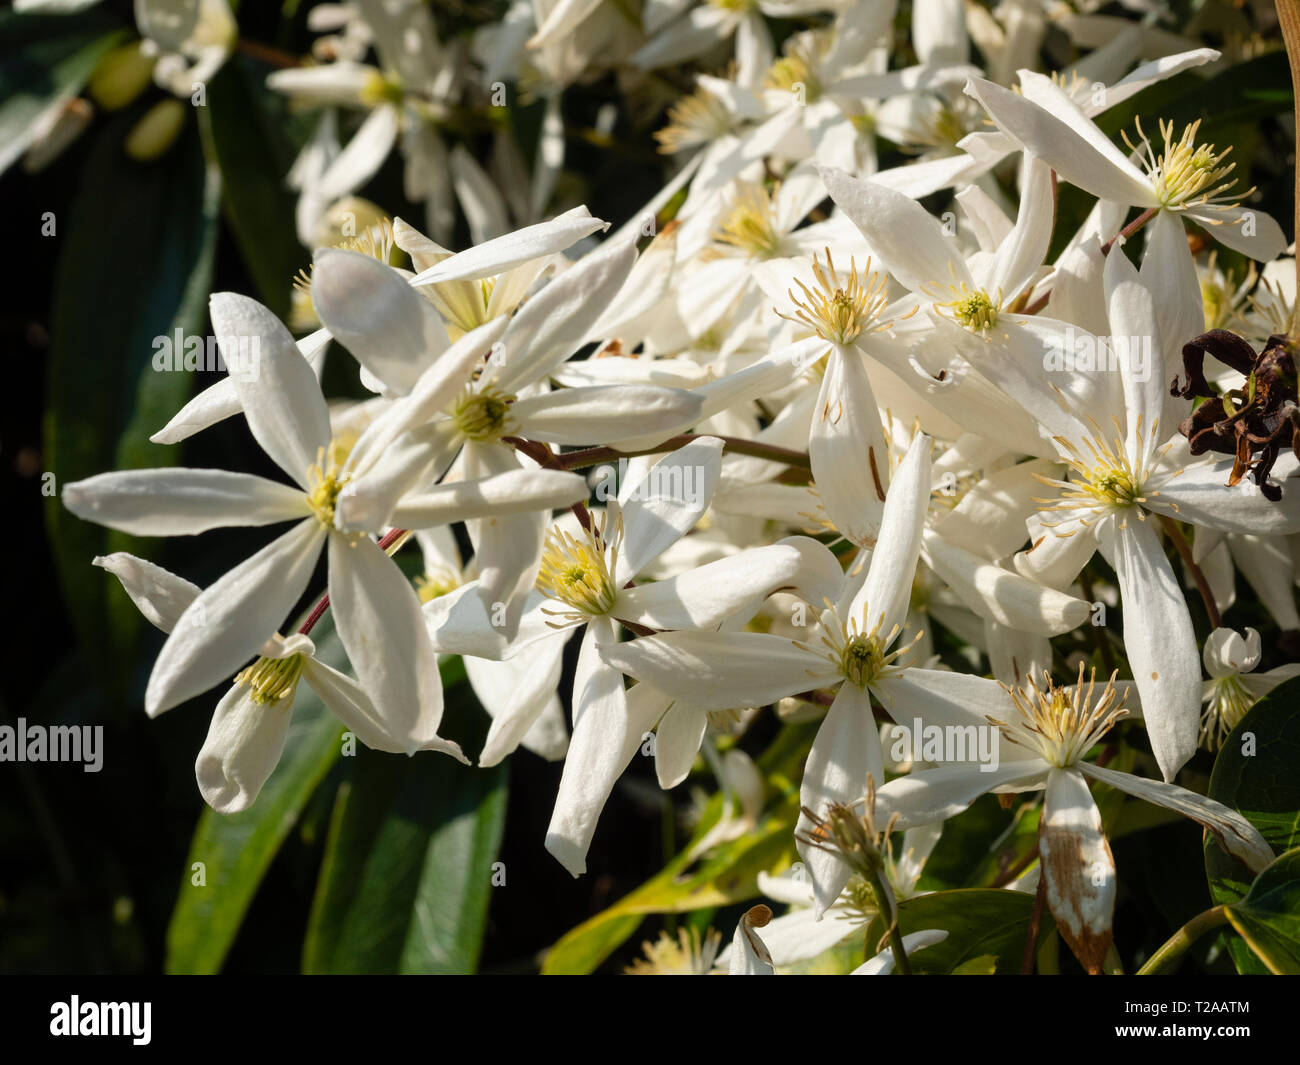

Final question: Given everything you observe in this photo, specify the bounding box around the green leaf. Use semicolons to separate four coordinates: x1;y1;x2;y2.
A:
541;723;816;975
1203;675;1300;974
302;678;507;974
199;57;307;321
1225;848;1300;975
44;114;220;696
164;618;347;974
863;889;1052;975
0;11;125;173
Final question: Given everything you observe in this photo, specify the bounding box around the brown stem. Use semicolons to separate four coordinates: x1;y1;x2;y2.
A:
1156;514;1223;628
511;433;813;472
298;526;409;635
1022;873;1048;974
1099;207;1158;256
991;842;1039;888
236;39;301;69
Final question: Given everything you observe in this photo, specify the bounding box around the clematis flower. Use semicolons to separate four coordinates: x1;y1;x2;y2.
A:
62;293;589;724
873;665;1273;973
1198;627;1300;750
425;436;843;874
92;552;464;811
602;434;1042;910
964;72;1287;265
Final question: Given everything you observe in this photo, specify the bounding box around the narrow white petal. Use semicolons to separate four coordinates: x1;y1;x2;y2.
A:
1039;767;1115;974
1079;762;1274;873
63;468;309;536
93;552;199;632
1107;518;1199;781
196;683;295;814
211;292;332;489
146;520;326;716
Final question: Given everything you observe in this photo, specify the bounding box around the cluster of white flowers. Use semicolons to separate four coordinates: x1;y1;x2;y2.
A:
56;0;1300;974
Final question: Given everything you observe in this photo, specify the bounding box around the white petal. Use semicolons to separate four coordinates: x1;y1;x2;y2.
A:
311;248;449;395
796;684;881;915
63;468;309;536
513;384;704;446
409;207;609;286
600;630;832;710
146;520;326;716
1078;762;1273;873
809;346;889;548
1106;517;1199;781
546;625;668;876
390;468;588;528
875;760;1049;828
493;238;638;391
964;75;1152;207
196;683;294;814
93;552;198;632
849;433;931;634
211;292;332;489
328;532;464;759
611;436;723;581
819;166;972;293
1039;767;1115;974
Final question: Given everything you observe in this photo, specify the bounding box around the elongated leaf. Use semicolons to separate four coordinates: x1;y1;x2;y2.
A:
45;114;219;696
1203;675;1300;974
863;888;1051;975
302;672;507;974
199;57;306;321
1225;848;1300;975
0;11;124;174
164;617;348;974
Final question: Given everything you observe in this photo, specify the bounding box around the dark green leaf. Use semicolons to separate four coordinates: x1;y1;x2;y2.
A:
164;618;347;974
302;675;507;974
44;113;219;695
1203;675;1300;974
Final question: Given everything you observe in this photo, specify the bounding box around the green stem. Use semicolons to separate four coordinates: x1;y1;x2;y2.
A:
1157;514;1222;629
869;874;912;975
1137;904;1230;974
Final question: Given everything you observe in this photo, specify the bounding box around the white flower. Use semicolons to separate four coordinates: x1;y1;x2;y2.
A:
1199;627;1300;750
875;666;1273;973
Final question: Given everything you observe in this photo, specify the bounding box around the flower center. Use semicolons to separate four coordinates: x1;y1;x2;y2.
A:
1034;421;1168;531
306;438;353;527
1200;674;1255;751
1124;118;1248;211
765;49;821;102
778;248;904;346
991;665;1127;768
655;88;732;154
451;384;516;442
537;516;621;620
804;605;920;690
416;564;462;603
714;183;783;259
933;284;1001;332
237;653;306;706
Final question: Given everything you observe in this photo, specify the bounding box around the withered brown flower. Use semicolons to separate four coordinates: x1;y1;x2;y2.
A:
1170;329;1300;501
